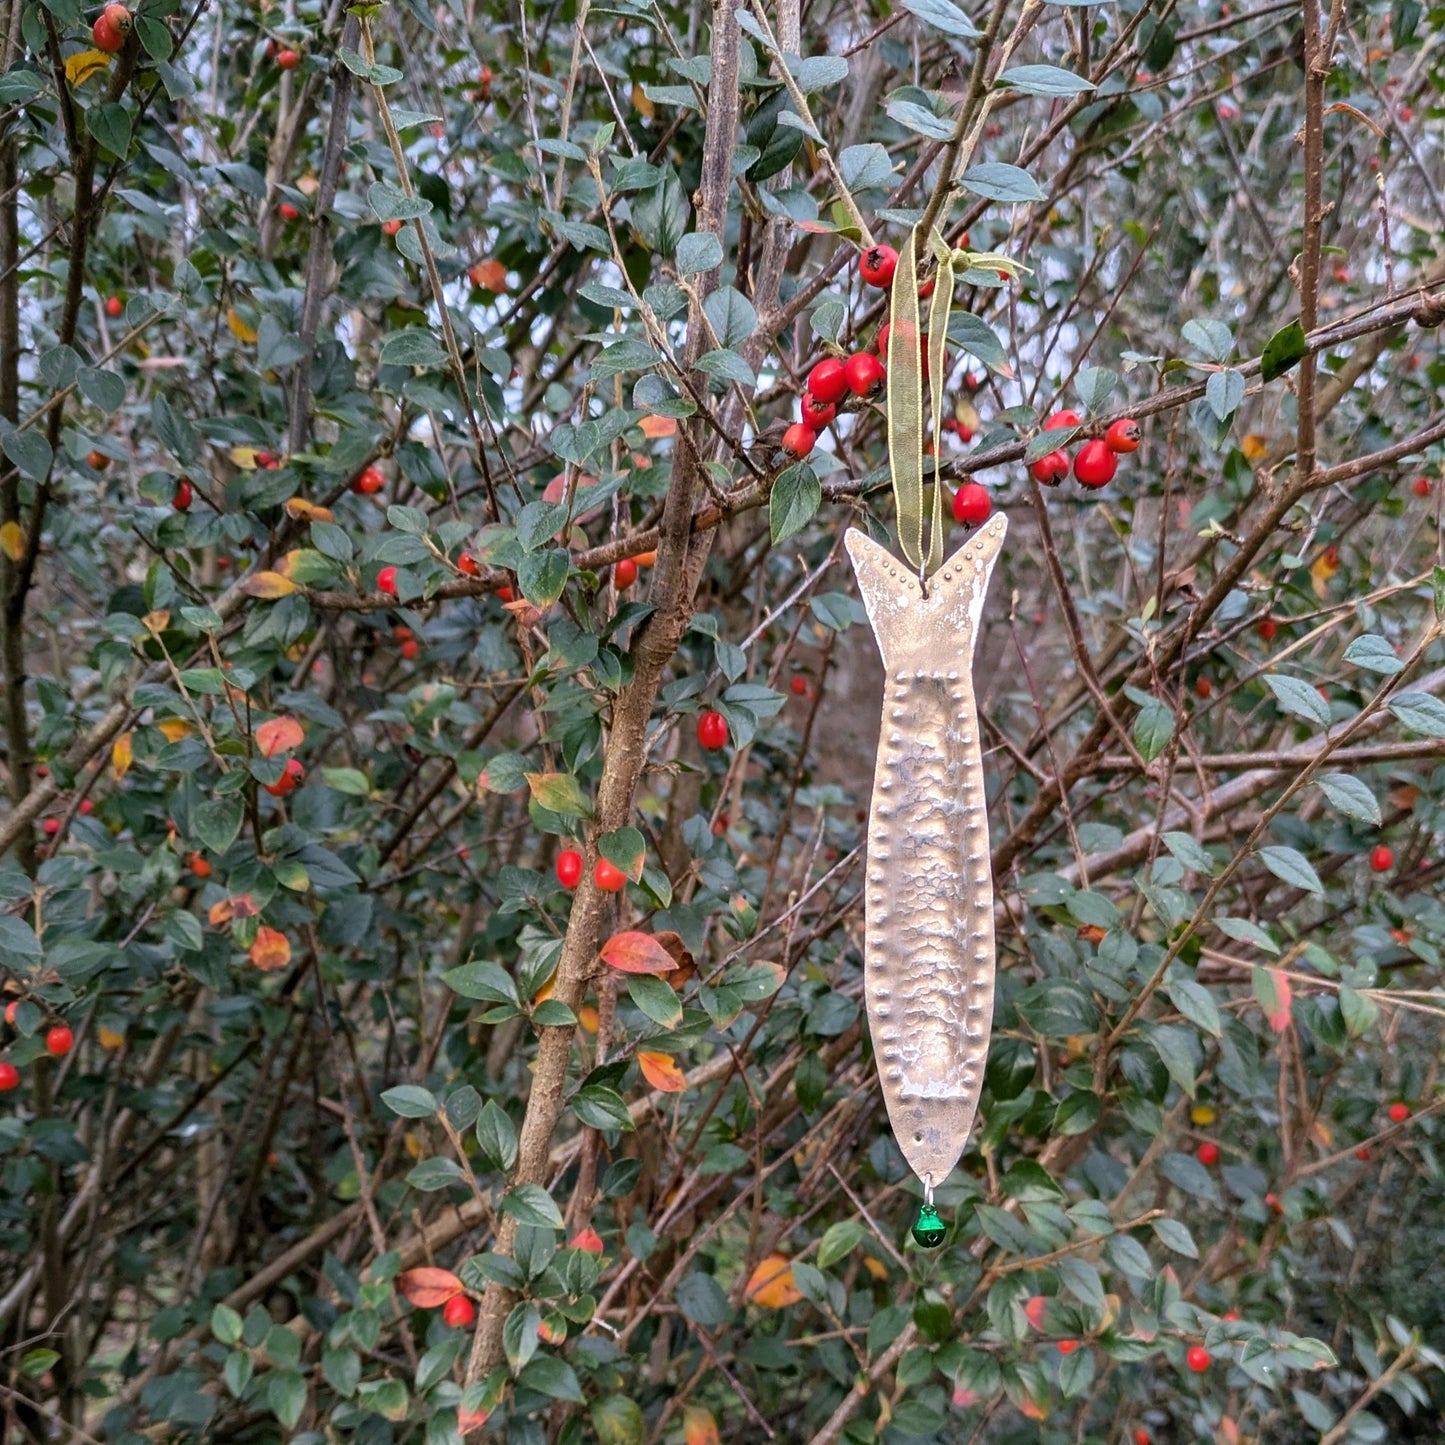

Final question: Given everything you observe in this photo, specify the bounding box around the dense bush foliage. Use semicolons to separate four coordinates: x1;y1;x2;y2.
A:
1;0;1443;1438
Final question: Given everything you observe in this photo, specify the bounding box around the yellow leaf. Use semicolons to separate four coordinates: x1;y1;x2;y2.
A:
0;521;24;562
631;82;655;118
230;447;260;470
862;1256;888;1281
142;609;170;634
638;1051;687;1092
683;1406;720;1445
1241;433;1268;461
156;718;193;742
746;1255;803;1308
1190;1103;1216;1126
65;49;111;85
241;571;298;599
227;308;259;343
97;1026;125;1051
285;497;334;522
578;1003;599;1034
110;731;133;781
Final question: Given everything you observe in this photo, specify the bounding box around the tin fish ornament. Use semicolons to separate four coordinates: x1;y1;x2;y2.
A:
846;223;1012;1246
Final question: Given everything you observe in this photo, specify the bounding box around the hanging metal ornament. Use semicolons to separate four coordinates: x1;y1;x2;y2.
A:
845;223;1011;1247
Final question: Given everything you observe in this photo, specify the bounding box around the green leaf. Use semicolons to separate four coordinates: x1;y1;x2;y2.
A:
625;973;683;1028
1206;368;1245;420
406;1157;466;1191
517;548;570;606
443;960;520;1004
704;286;757;348
1264;674;1331;727
590;1395;645;1445
1388;691;1445;737
267;1371;307;1429
87;102;132;156
1314;772;1381;825
1181;318;1233;362
193;799;243;855
1260;320;1307;382
676;231;724;275
1133;697;1174;762
525;771;592;818
1167;976;1221;1037
381;1084;438;1118
502;1182;565;1229
379;329;448;368
1342;633;1403;675
78;367;126;413
675;1271;732;1326
818;1219;865;1269
897;0;981;37
1215;915;1280;953
771;463;821;544
599;825;646;879
885;98;956;141
997;63;1095;96
572;1083;634;1131
631;165;689;256
210;1302;244;1345
1162;831;1214;875
1;427;51;481
475;1100;518;1171
1151;1216;1200;1259
1257;845;1323;895
960;162;1046;203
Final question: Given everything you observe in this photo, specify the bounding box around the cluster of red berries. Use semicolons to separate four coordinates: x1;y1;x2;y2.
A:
1030;410;1140;489
0;1017;73;1091
554;848;627;893
91;2;131;51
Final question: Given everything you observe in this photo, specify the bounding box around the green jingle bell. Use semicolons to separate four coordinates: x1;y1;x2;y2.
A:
911;1203;946;1249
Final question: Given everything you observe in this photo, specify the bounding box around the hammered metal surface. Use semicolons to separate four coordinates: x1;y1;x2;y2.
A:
846;517;1007;1186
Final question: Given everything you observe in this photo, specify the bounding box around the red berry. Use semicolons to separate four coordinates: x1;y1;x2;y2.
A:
1222;1311;1239;1321
875;323;890;356
442;1295;476;1328
1355;1147;1370;1160
353;466;385;494
1388;1101;1409;1122
279;202;300;222
594;858;627;892
790;675;808;695
495;586;514;603
806;358;849;405
0;1062;18;1091
1257;617;1278;641
1030;450;1070;486
382;219;403;237
187;853;211;878
1413;476;1432;497
952;482;991;527
1370;845;1393;873
457;552;481;577
92;4;131;51
255;450;278;469
1186;1346;1211;1373
1073;439;1118;489
400;638;419;660
264;758;305;798
570;1226;604;1255
105;296;123;318
1265;1191;1284;1215
697;710;729;751
1105;417;1141;453
42;818;59;837
173;479;193;511
555;849;583;889
276;48;300;68
1197;1141;1219;1166
79;799;94;815
858;244;898;288
800;392;837;429
843;352;885;396
781;423;816;460
377;566;398;596
87;450;109;470
1043;409;1081;431
1135;1432;1152;1445
1195;676;1211;698
1057;1339;1079;1354
613;558;638;590
46;1026;73;1057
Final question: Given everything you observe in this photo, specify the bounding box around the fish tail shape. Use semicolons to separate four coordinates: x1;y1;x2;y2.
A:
845;515;1007;1187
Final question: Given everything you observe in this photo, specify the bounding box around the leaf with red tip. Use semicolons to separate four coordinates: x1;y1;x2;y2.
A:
1253;966;1292;1032
683;1406;721;1445
241;571;298;599
599;931;678;975
255;715;304;759
397;1267;464;1308
248;927;291;972
638;1051;687;1092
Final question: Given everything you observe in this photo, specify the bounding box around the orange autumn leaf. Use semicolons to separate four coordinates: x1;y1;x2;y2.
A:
0;521;24;562
248;927;292;971
226;308;259;343
599;930;678;975
469;259;508;292
577;1003;600;1034
255;715;304;759
110;731;133;781
638;1051;687;1092
396;1267;464;1308
862;1256;888;1281
241;571;297;599
142;609;170;634
65;49;111;85
746;1254;802;1308
1260;966;1293;1032
284;496;335;523
97;1026;126;1051
631;82;655;118
156;718;193;742
1240;433;1269;461
638;415;677;439
683;1406;720;1445
208;898;236;927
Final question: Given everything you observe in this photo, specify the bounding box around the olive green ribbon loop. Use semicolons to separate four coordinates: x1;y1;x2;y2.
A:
887;223;957;579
